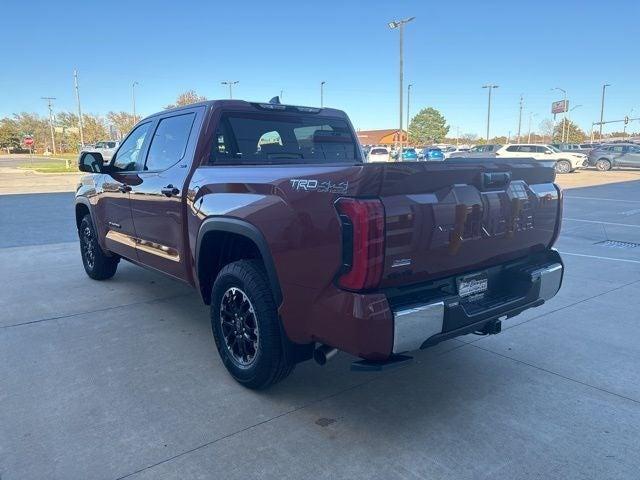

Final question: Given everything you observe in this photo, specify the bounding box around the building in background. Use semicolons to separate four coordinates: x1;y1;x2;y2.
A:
357;129;407;146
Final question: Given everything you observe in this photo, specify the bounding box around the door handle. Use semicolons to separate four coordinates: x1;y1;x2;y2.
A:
161;184;180;197
118;184;132;193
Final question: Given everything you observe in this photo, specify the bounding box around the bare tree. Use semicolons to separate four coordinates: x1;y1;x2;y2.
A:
166;90;208;109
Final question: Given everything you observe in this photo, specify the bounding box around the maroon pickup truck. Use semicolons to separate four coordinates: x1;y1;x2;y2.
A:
75;100;564;389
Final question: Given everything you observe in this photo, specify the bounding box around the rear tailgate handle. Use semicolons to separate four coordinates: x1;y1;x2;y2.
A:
480;172;511;190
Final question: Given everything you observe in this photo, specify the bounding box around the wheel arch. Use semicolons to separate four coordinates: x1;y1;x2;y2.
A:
75;197;92;229
196;217;283;307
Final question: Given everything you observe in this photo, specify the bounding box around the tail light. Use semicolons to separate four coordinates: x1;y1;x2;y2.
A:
335;197;385;291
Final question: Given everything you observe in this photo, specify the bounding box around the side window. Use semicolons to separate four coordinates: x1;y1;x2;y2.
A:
520;146;533;153
612;146;624;153
145;113;196;171
506;146;519;152
112;122;152;172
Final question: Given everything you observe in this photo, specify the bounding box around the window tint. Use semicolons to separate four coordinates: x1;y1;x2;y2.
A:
112;122;152;172
612;146;624;153
145;113;195;171
208;112;360;165
506;146;520;152
534;146;548;153
519;146;534;153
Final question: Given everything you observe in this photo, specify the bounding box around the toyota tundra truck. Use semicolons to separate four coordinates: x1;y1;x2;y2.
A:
75;100;564;389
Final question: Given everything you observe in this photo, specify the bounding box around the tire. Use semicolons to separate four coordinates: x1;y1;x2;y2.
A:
595;158;612;171
555;160;572;174
78;214;119;280
210;260;294;389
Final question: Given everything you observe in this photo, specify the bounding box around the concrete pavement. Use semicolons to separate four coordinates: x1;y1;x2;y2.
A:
1;174;640;479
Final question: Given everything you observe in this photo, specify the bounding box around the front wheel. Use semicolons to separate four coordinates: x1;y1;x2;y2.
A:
555;160;572;174
210;260;295;389
595;158;612;171
78;214;119;280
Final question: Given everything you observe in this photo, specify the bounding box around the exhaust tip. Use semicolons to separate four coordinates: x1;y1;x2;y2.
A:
314;345;338;365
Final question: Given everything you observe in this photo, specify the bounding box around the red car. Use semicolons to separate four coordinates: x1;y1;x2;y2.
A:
76;100;564;389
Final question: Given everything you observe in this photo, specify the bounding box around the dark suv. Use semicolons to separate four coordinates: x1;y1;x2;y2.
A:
588;143;640;170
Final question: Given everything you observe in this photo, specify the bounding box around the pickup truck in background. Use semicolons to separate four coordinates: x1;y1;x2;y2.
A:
75;100;564;389
81;140;120;162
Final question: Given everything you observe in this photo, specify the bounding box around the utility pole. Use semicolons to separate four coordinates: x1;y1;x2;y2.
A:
517;94;523;142
566;104;582;143
280;89;284;101
507;130;511;143
221;80;239;99
132;81;139;123
599;83;611;140
320;81;326;107
406;83;413;145
41;97;57;155
73;69;84;147
388;16;415;157
482;84;499;142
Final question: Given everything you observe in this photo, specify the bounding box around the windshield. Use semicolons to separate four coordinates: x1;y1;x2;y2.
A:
207;112;361;165
548;146;561;153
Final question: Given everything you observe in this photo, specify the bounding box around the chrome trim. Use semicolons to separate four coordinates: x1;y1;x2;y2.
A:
106;230;136;248
106;230;180;262
531;263;563;301
393;301;444;354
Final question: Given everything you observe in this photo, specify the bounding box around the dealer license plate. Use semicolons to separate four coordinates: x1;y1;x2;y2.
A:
457;273;488;300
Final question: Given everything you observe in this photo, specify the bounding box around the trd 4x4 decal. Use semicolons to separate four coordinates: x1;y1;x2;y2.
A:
290;179;349;194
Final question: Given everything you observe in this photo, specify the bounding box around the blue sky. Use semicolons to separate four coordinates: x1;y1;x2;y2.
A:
1;0;638;137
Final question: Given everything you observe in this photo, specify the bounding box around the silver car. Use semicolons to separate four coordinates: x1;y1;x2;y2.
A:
588;143;640;170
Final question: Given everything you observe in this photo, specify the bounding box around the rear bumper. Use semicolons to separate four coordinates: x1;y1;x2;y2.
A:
391;250;563;354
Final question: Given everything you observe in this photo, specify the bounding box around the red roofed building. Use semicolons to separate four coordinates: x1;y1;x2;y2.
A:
356;129;408;146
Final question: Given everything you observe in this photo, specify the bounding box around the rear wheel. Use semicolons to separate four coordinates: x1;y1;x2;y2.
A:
210;260;294;389
555;160;572;174
595;158;612;171
78;214;119;280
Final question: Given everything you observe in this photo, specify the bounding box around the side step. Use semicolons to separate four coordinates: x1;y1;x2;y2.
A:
350;354;413;372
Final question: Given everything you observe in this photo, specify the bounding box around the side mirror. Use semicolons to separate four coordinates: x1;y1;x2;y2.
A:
78;151;106;173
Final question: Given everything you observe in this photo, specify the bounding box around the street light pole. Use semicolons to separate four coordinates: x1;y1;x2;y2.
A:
132;81;139;123
388;16;415;157
221;80;239;99
566;104;582;143
527;112;537;143
623;108;634;137
320;81;326;107
73;69;84;147
517;94;523;142
406;83;413;145
599;83;611;141
482;84;499;142
41;97;57;155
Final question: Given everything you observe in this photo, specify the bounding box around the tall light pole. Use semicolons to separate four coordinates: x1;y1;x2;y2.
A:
132;81;139;123
599;83;611;141
406;83;413;145
388;16;415;156
624;108;634;137
482;84;499;142
517;94;523;142
552;87;567;143
41;97;57;155
320;81;326;107
221;80;239;99
527;112;538;143
73;69;84;147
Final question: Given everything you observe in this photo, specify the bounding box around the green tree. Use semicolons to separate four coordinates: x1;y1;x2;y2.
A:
0;118;21;152
408;107;449;144
166;90;207;109
553;119;586;143
107;112;137;138
13;113;49;153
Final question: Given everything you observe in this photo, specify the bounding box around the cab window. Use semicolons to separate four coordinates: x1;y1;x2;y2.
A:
144;113;196;171
112;122;152;172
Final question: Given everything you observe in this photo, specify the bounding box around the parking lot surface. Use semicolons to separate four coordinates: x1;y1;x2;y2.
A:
1;171;640;479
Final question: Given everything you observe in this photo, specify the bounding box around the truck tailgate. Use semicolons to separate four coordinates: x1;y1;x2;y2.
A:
374;159;561;288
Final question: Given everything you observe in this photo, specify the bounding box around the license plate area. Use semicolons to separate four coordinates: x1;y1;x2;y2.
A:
457;272;488;302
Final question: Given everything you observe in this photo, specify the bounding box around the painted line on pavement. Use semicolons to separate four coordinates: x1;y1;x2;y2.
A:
563;218;640;228
564;196;640;204
559;251;640;264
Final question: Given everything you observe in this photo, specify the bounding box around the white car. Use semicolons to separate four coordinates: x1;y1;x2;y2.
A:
81;140;120;163
367;146;391;162
495;144;587;174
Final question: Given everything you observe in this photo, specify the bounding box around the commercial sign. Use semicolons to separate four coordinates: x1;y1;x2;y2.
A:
551;100;568;115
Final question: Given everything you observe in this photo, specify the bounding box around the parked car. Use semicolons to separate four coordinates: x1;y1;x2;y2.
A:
421;147;445;161
75;99;563;389
368;146;390;162
400;147;418;161
551;143;596;155
81;140;120;162
450;144;502;159
588;143;640;170
496;144;587;173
